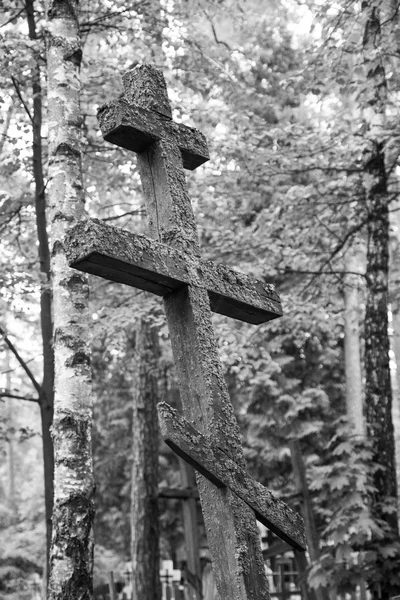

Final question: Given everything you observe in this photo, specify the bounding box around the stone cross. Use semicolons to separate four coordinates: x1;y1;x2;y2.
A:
65;64;305;600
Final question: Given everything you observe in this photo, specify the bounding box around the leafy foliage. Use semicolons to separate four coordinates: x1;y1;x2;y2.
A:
1;0;400;594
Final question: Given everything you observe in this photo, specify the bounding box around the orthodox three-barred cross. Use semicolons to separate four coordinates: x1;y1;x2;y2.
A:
65;65;306;600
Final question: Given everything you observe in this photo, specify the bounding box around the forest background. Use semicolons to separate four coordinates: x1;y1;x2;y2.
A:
1;0;400;597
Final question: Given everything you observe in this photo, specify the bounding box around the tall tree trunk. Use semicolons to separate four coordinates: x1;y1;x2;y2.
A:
179;460;202;600
131;318;162;600
25;0;55;578
0;100;13;156
5;347;18;524
389;192;400;529
343;250;364;435
289;440;328;600
387;0;400;534
362;3;400;597
46;0;94;597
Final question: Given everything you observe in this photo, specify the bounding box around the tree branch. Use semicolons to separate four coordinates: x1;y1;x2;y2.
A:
0;326;42;395
11;76;33;123
300;218;368;294
202;9;232;50
101;209;146;222
280;268;367;279
0;391;39;403
1;7;25;27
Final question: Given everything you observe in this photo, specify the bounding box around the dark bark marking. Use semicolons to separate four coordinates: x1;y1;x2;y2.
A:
53;142;81;159
66;350;90;368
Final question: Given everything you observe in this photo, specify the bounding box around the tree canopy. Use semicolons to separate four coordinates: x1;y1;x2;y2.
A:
1;0;400;597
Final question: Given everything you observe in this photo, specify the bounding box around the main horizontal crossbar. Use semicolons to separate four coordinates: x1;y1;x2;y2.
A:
65;219;282;324
157;402;306;551
97;99;209;170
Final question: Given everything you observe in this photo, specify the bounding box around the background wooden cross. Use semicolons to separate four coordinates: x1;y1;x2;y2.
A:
65;64;305;600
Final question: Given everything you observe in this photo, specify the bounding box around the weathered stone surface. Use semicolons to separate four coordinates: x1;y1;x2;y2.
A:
97;101;209;171
65;218;282;325
158;401;306;552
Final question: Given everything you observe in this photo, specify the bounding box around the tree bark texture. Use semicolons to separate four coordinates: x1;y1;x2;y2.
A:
343;251;364;435
362;1;398;511
289;440;328;600
389;198;400;528
179;460;202;600
46;0;94;598
386;0;400;533
5;347;18;524
26;0;55;574
130;319;161;600
362;3;400;597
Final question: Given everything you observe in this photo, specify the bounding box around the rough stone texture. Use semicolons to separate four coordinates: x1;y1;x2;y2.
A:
158;402;306;551
65;218;282;325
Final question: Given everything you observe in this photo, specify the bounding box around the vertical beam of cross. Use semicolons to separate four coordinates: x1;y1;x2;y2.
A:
64;64;304;599
120;65;269;600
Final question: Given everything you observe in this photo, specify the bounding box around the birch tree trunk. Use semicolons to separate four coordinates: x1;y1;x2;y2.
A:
131;319;162;600
387;0;400;533
46;0;94;597
362;1;397;507
361;2;400;597
343;251;364;435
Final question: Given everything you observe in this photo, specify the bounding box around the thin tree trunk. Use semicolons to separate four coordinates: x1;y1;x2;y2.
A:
387;0;400;536
0;100;13;156
5;347;18;524
289;440;329;600
389;198;400;529
25;0;55;578
343;251;364;435
362;2;400;597
179;460;202;600
46;0;94;597
131;318;161;600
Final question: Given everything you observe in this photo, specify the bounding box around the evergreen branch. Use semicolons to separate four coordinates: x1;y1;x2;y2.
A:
0;326;42;395
11;76;33;123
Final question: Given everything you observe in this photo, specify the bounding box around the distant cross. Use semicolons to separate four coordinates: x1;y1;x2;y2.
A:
66;64;306;600
160;560;181;600
160;560;181;585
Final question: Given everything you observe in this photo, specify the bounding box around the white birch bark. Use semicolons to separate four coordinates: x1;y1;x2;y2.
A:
46;0;94;597
343;250;365;436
